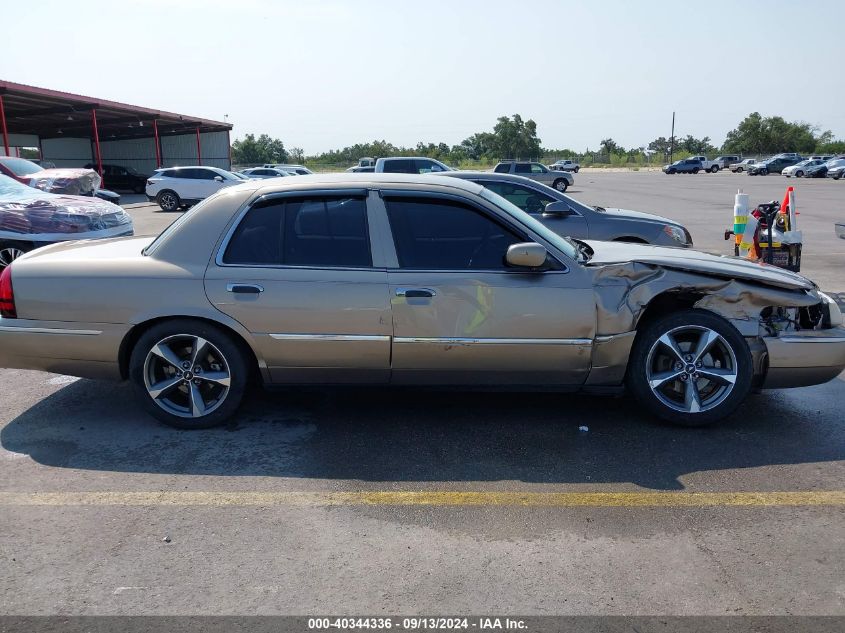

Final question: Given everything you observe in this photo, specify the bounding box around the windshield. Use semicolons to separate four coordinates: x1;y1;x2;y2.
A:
479;188;579;261
1;157;43;177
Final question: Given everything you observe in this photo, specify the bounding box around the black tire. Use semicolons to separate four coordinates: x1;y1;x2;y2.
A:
666;169;676;175
834;173;842;180
553;178;568;192
692;168;700;174
795;170;804;178
574;166;580;173
0;241;31;270
710;165;719;173
129;319;250;429
156;190;181;212
735;167;744;172
626;309;753;427
760;169;768;176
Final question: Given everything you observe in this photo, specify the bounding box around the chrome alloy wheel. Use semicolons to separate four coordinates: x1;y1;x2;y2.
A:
159;192;178;210
645;325;738;414
143;334;232;419
0;246;25;268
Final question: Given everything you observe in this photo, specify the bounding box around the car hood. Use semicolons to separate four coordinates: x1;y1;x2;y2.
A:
597;207;677;225
583;239;814;290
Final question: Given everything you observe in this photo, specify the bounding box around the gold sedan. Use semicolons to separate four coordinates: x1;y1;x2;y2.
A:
1;174;843;429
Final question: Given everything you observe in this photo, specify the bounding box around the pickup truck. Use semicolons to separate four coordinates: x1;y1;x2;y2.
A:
549;159;580;173
712;155;740;170
492;161;574;192
690;156;721;173
374;157;451;174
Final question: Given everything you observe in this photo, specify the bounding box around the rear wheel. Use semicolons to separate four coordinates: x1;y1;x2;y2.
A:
795;170;804;178
553;178;568;192
574;166;580;173
692;168;700;174
627;309;752;426
0;242;30;270
129;319;249;429
710;165;719;173
735;166;744;172
156;190;181;212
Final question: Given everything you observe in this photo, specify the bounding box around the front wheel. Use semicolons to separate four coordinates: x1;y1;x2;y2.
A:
553;178;568;192
627;309;753;426
692;168;700;174
710;165;719;173
759;169;768;176
735;167;744;172
574;166;580;173
794;170;804;178
129;319;249;429
156;190;181;212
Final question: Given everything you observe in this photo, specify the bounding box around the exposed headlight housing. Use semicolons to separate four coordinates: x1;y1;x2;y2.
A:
663;224;690;244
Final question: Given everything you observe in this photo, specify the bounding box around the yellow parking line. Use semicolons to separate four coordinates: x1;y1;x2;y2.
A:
0;490;843;507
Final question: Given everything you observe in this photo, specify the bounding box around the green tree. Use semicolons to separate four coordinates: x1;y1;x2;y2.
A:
722;113;817;154
599;138;623;156
492;114;542;159
288;147;305;163
230;133;288;165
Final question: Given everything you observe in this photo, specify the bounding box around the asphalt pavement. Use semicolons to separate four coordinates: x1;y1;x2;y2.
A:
1;171;843;619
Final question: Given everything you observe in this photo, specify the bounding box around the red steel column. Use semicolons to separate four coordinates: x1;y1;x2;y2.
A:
0;95;10;157
91;108;104;185
153;119;162;167
195;127;202;165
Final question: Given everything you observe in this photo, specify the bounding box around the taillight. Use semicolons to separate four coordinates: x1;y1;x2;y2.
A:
0;265;16;318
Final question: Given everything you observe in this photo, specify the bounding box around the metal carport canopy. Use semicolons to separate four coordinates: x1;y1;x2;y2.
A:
0;79;232;169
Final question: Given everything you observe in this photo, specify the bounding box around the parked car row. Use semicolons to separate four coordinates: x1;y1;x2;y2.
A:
0;174;133;270
2;172;842;432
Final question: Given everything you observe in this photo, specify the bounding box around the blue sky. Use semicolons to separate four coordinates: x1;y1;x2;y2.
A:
2;0;843;153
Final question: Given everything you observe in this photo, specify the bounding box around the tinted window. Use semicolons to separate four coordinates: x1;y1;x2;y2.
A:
385;197;523;270
223;197;371;267
514;163;531;174
382;159;413;173
414;159;445;174
530;163;547;174
493;163;511;173
479;181;555;214
192;168;218;180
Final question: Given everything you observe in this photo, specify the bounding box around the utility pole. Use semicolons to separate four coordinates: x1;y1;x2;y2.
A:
669;111;675;163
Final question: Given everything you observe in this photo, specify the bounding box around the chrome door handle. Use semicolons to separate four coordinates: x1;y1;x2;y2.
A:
226;283;264;294
395;287;436;298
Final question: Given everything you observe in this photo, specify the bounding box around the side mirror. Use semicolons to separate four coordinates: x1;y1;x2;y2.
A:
214;175;224;182
506;242;548;268
542;201;575;217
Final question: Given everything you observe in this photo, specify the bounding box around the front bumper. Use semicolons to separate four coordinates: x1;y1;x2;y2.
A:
763;327;845;388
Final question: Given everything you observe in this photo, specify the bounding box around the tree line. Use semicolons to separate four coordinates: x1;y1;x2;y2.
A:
231;113;845;167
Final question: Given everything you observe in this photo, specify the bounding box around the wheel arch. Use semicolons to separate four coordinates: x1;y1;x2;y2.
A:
119;314;263;382
634;290;707;332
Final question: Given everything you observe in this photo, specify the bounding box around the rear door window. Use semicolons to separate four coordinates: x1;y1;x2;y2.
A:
223;196;371;268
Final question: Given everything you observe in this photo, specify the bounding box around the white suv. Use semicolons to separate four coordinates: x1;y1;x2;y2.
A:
146;166;243;211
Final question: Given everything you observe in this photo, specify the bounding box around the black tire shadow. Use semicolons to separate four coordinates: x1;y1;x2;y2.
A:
2;376;844;490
